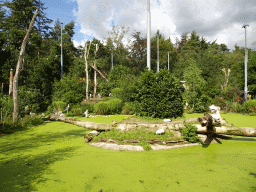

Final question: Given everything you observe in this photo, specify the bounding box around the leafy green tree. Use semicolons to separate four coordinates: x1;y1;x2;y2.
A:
129;31;147;74
52;74;88;104
150;30;177;72
134;69;184;118
247;51;256;97
183;59;208;112
108;65;131;89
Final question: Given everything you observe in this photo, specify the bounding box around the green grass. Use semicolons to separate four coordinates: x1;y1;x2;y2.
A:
94;128;178;143
74;115;130;124
134;113;204;122
1;121;256;191
221;113;256;128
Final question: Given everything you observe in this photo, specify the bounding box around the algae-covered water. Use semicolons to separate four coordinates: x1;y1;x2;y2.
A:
0;121;256;192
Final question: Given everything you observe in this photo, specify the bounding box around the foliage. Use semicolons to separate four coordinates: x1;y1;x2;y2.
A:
180;122;202;143
94;99;123;115
0;115;44;134
222;86;244;103
18;86;42;114
183;58;208;112
108;65;131;89
0;94;13;117
52;74;87;104
48;101;67;112
111;88;122;99
121;102;138;115
98;80;111;97
71;107;83;116
133;69;184;118
139;140;152;151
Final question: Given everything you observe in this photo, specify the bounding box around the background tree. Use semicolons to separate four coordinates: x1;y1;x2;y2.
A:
13;7;39;122
183;58;208;112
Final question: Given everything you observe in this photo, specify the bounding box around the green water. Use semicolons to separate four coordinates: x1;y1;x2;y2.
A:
221;113;256;128
0;121;255;192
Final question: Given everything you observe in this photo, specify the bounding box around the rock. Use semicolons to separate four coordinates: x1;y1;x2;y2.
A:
155;128;164;135
88;130;100;136
163;119;172;122
84;131;100;143
59;113;66;118
57;111;62;115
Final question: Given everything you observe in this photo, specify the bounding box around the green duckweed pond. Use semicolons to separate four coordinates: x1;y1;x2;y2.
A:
0;121;256;192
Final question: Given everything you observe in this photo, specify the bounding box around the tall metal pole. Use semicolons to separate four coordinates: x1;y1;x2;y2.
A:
167;51;170;71
147;0;151;70
242;24;249;100
111;52;113;69
61;22;63;79
157;33;159;73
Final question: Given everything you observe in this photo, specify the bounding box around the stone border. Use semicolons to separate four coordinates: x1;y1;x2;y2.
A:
89;142;200;151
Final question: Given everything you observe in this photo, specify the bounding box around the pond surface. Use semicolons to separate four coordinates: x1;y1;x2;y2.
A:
0;121;255;192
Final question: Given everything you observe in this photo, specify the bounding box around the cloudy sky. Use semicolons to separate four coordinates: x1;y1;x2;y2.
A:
43;0;256;51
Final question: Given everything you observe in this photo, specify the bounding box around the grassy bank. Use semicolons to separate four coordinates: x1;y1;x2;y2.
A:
74;115;129;124
0;121;256;191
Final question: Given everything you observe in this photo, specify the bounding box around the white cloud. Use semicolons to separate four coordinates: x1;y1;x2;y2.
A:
72;39;87;48
73;0;256;50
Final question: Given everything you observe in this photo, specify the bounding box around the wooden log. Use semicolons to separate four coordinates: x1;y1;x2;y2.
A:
195;124;256;137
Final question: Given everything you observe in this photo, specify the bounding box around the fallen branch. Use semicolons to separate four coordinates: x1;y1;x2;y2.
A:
89;63;109;82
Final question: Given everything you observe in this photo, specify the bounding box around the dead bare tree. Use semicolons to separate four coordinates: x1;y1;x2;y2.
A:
13;7;39;123
93;44;99;98
221;68;231;90
84;41;92;100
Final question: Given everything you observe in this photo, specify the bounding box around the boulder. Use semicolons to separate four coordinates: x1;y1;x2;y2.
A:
84;131;100;143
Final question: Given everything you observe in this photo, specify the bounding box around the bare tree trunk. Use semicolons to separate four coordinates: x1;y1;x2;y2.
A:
9;69;13;95
84;41;92;100
13;8;39;123
94;65;97;98
93;44;99;98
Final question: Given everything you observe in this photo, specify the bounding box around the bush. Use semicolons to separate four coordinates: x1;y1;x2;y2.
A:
94;99;123;115
180;122;202;143
133;69;184;119
0;94;13;117
52;74;88;104
48;101;67;112
80;103;94;113
139;140;152;151
71;107;83;116
0;115;44;134
243;100;256;114
212;96;227;110
122;102;138;115
111;88;122;99
18;86;42;114
223;87;244;103
109;65;131;89
22;115;44;127
98;80;111;97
